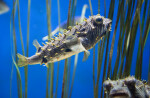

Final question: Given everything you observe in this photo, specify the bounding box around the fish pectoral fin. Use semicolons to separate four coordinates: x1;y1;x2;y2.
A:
45;64;49;67
33;40;41;52
43;63;49;68
40;57;48;65
83;50;90;61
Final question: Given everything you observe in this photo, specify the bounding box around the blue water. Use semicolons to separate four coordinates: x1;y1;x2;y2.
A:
0;0;150;98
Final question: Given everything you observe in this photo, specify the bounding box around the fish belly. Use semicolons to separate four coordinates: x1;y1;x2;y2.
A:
50;51;79;62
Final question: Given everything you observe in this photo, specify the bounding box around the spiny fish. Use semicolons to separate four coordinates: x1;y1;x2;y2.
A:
17;14;112;67
103;76;150;98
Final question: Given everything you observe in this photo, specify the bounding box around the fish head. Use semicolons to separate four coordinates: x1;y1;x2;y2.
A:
103;79;131;98
103;76;150;98
78;15;112;50
92;14;112;32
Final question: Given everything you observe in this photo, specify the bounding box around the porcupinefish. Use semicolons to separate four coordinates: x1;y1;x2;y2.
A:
17;14;112;67
103;76;150;98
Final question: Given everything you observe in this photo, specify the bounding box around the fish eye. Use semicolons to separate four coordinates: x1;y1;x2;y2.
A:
95;17;103;24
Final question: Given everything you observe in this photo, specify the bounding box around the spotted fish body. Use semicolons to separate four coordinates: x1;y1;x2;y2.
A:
17;14;112;67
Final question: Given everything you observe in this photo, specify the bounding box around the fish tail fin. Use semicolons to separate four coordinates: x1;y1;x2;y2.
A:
17;53;28;67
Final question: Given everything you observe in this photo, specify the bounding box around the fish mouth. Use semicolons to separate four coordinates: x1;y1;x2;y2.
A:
110;90;129;98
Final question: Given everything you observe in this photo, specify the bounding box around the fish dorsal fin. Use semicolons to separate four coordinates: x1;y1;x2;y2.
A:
33;40;41;53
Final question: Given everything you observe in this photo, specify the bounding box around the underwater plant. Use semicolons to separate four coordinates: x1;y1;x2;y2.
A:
10;0;150;98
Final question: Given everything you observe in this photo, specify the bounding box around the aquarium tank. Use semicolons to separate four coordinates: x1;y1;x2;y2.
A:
0;0;150;98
